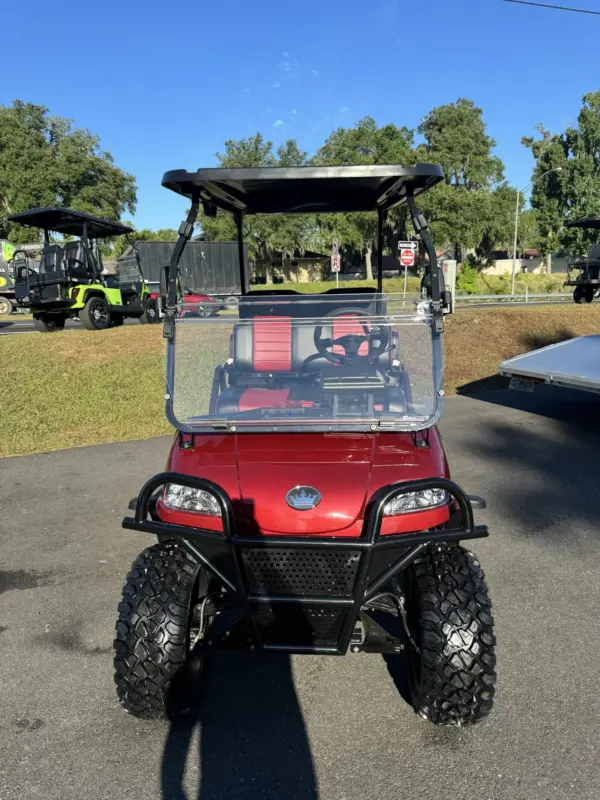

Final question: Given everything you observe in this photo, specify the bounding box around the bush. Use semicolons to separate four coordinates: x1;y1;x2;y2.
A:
456;262;478;294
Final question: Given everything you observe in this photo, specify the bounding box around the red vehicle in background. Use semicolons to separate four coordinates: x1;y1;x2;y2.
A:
116;165;496;728
144;285;221;322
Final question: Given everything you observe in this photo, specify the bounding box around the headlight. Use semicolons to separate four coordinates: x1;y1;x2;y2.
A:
383;488;448;516
163;483;221;516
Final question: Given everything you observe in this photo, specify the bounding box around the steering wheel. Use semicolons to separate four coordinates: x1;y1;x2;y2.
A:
313;307;388;366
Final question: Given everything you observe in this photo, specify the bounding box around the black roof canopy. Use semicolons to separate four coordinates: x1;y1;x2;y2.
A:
8;207;133;238
565;217;600;231
161;164;445;214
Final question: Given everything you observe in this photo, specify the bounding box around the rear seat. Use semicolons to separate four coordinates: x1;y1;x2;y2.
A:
63;241;93;282
37;245;65;280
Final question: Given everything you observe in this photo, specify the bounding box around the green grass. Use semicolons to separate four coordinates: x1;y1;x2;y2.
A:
2;302;599;458
277;272;568;295
0;326;171;458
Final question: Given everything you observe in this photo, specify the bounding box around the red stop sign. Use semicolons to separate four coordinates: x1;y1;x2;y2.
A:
401;249;415;267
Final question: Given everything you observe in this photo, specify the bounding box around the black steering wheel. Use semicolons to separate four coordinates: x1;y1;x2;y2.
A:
313;307;388;366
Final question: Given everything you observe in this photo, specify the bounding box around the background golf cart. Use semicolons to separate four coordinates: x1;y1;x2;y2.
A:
0;240;17;316
563;217;600;304
9;207;153;332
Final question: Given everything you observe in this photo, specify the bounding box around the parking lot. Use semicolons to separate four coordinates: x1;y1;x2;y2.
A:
1;389;599;800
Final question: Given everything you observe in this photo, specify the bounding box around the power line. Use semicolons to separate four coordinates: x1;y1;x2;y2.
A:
502;0;600;14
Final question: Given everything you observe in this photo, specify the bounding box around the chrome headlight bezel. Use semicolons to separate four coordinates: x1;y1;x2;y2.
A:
163;483;222;516
383;488;449;516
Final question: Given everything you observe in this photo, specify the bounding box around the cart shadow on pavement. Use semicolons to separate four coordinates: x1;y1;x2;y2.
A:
160;652;318;800
161;497;319;800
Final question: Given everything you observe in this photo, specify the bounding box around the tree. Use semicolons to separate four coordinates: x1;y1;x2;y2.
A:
416;99;505;258
0;100;136;242
524;91;600;257
312;117;415;279
199;134;313;272
111;227;178;258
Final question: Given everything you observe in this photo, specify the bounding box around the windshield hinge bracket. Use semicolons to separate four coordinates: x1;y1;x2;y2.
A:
432;300;444;334
377;418;396;429
163;309;176;339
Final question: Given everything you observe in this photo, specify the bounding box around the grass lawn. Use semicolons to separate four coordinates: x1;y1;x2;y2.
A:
2;304;599;458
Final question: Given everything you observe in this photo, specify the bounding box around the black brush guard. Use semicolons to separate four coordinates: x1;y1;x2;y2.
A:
123;474;488;655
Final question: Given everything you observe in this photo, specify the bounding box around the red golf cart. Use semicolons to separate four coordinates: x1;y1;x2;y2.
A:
116;165;496;725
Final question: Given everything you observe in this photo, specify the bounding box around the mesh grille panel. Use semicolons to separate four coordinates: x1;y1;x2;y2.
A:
251;604;347;646
241;548;361;596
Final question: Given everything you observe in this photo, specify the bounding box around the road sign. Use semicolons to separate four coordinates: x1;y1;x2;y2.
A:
331;254;341;273
400;249;415;268
332;238;339;256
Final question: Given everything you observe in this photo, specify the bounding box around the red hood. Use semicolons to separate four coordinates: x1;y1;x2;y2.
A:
163;431;449;536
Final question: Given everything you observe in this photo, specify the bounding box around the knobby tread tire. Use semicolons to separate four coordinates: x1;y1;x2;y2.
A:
79;296;110;330
409;545;496;726
114;542;200;719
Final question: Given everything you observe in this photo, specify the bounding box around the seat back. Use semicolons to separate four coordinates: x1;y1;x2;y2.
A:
63;241;94;282
39;244;65;278
231;313;395;375
588;243;600;261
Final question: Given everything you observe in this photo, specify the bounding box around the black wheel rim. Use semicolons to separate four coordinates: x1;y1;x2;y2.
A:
90;301;109;326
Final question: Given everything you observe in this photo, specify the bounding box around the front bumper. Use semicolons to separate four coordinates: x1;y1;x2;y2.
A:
123;473;488;655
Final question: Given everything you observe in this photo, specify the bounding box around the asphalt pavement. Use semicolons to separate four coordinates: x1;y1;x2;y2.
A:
1;389;600;800
0;317;139;335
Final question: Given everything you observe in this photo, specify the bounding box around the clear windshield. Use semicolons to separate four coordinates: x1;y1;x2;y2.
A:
166;293;442;433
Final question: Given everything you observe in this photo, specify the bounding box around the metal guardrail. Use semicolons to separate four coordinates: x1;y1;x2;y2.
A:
454;291;572;306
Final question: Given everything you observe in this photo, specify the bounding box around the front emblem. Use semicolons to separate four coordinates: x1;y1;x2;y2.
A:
285;486;321;511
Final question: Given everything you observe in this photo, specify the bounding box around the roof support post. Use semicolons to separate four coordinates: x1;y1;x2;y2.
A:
376;208;386;292
164;197;200;338
234;212;248;296
406;194;446;333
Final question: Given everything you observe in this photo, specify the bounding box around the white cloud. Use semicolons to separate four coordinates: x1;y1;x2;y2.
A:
273;119;284;127
292;109;297;115
266;108;273;113
282;51;290;58
243;88;251;94
339;106;350;113
283;61;291;71
311;69;320;77
273;81;281;88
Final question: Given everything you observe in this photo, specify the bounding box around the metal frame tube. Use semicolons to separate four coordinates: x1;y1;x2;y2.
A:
376;208;385;292
234;212;248;295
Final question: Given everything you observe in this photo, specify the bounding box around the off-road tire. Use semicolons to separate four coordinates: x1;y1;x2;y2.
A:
114;542;203;720
140;297;160;324
0;297;14;316
405;545;496;726
80;296;111;330
33;314;65;332
574;285;594;304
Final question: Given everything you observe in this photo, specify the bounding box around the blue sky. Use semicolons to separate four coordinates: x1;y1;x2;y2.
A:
3;0;599;229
